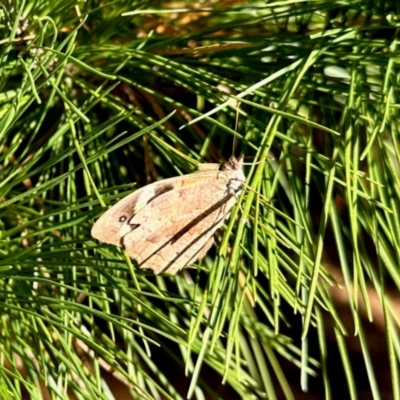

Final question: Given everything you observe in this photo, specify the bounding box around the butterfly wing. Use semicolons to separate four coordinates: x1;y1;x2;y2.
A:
91;172;213;246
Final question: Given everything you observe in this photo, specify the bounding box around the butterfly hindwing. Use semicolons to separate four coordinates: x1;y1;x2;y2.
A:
122;167;244;274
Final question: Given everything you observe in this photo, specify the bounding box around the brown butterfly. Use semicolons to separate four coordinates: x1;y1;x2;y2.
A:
91;156;245;274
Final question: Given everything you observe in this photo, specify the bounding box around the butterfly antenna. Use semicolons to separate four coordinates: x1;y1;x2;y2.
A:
233;101;241;156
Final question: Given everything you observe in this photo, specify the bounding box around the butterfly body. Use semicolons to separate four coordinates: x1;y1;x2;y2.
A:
91;156;245;274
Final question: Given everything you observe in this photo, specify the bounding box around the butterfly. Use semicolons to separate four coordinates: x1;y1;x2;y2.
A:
91;155;245;274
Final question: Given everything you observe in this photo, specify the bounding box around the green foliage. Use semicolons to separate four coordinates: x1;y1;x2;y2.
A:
0;0;399;399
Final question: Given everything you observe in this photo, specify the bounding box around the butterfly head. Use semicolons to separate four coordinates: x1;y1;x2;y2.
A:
222;154;244;171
